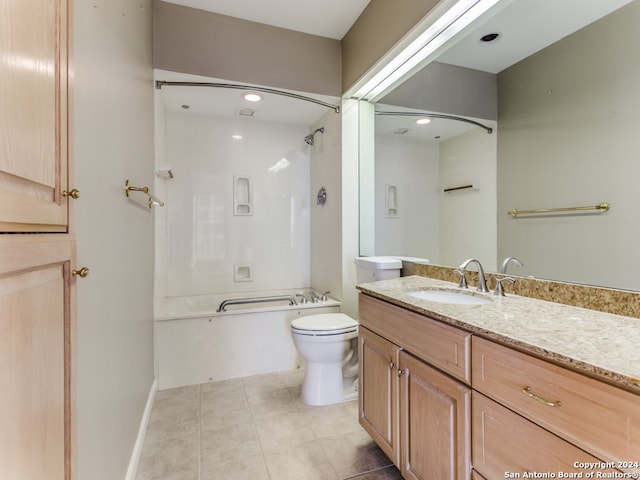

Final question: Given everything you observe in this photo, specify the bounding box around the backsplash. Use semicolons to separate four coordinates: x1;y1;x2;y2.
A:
409;262;640;320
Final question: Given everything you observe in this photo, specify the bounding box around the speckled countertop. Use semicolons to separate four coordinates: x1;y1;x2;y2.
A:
357;275;640;395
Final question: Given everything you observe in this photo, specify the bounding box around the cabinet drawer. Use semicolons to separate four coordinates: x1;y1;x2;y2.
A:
472;392;613;479
359;294;471;383
472;336;640;472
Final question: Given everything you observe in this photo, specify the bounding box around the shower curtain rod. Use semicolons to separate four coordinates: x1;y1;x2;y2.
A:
155;80;341;113
375;111;493;134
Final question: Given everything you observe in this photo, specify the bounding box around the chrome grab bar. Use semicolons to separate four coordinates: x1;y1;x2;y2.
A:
216;295;297;312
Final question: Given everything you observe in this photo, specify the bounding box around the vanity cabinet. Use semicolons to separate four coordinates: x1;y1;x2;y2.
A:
359;294;472;480
358;326;401;465
399;350;471;480
358;290;640;480
472;336;640;477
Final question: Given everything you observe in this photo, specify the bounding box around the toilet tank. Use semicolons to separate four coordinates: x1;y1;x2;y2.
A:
354;256;402;284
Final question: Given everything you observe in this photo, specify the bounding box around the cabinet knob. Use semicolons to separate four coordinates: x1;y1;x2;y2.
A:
389;361;396;370
72;267;90;278
397;368;405;377
62;188;80;199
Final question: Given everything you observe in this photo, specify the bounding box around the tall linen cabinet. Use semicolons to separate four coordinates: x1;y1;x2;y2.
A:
0;1;78;479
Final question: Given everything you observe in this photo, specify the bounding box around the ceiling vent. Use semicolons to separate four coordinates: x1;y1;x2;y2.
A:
238;108;257;117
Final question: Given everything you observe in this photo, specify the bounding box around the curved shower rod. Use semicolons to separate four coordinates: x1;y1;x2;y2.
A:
155;80;341;113
375;111;493;134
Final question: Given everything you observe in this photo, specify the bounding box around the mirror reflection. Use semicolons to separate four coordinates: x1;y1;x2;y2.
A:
361;0;640;291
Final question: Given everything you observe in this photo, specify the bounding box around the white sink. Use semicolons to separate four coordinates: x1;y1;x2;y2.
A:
406;289;492;305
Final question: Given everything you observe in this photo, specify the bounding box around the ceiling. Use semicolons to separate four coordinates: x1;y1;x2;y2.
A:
161;0;370;40
437;0;634;74
158;0;635;137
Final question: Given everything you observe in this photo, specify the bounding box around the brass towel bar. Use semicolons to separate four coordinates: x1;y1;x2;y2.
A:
125;180;164;209
508;202;609;217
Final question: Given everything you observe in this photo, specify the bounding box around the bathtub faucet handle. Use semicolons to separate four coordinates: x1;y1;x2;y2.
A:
296;294;308;304
321;290;330;301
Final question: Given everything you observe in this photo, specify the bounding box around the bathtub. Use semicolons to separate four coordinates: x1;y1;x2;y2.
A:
154;289;341;390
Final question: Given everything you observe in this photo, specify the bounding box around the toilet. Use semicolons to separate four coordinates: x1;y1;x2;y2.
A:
291;256;402;406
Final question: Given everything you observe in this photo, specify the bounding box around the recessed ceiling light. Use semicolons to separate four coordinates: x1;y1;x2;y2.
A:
416;118;431;125
242;91;263;102
480;32;501;43
232;134;243;140
181;104;190;109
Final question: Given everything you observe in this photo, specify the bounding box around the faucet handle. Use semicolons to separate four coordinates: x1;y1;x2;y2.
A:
296;293;308;304
320;290;330;301
494;277;516;296
453;269;468;289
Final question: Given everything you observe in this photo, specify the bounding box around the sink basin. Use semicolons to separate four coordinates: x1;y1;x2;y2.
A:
406;289;492;305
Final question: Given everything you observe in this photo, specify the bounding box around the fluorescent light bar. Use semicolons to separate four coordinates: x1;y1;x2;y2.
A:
353;0;503;100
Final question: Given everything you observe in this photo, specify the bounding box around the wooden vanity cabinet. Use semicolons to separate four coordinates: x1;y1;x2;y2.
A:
399;350;471;480
359;294;472;480
359;325;401;465
472;336;640;477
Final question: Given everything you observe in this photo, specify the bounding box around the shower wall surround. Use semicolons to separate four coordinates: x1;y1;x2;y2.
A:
157;111;311;297
374;135;440;259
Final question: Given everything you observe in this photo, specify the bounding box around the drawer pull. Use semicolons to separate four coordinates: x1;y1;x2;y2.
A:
522;386;562;407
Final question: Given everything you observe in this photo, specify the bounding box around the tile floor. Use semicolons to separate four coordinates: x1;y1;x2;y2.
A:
135;369;402;480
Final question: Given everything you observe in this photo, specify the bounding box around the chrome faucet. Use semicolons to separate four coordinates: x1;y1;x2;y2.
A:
458;258;489;293
494;277;515;296
500;256;524;274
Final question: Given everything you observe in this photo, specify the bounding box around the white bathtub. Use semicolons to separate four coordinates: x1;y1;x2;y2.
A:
154;289;341;390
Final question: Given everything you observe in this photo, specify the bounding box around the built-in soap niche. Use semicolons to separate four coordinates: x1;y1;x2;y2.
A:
234;263;253;282
234;175;253;215
385;184;399;218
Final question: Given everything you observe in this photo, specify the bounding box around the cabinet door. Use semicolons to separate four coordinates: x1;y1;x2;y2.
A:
359;326;401;465
0;235;75;480
0;0;70;232
399;351;471;480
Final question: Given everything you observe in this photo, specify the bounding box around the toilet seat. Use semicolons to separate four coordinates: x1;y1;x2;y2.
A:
291;313;358;336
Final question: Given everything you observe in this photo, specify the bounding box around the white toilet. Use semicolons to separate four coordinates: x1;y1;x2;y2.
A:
291;256;402;406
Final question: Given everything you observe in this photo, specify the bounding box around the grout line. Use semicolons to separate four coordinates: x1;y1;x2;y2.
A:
341;464;398;479
198;383;202;480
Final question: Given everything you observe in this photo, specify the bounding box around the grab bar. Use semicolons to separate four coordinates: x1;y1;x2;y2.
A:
216;295;298;312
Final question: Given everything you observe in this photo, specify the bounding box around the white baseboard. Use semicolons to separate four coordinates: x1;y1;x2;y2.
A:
125;378;157;480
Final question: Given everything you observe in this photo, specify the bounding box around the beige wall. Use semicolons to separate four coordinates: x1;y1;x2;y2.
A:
497;0;640;290
153;0;342;96
74;1;155;478
379;61;497;120
341;0;439;92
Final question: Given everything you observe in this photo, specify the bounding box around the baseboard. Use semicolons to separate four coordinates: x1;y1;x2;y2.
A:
125;378;157;480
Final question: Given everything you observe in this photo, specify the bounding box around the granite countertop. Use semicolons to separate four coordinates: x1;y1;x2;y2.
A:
357;275;640;395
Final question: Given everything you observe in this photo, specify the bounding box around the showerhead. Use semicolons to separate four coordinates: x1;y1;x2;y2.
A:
304;127;325;146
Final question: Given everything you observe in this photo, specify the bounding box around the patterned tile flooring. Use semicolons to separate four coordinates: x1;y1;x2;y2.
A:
134;369;402;480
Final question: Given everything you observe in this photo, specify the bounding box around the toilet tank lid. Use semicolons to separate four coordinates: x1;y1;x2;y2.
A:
354;256;402;269
291;313;357;331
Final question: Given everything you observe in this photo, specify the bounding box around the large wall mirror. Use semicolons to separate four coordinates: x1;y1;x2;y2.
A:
359;0;640;292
